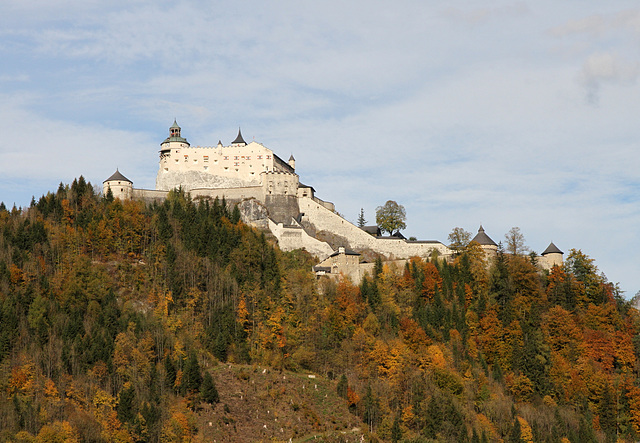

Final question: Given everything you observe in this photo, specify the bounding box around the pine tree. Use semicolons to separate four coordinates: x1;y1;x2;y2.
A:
357;208;366;228
391;413;402;442
117;385;136;424
201;372;219;404
164;355;177;393
337;374;348;399
184;352;202;394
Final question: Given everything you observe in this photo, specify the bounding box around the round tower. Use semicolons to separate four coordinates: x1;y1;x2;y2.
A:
103;169;133;200
160;119;190;156
471;225;498;257
541;242;564;270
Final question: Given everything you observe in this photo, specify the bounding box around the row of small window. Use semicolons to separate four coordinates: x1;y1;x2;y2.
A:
177;155;271;162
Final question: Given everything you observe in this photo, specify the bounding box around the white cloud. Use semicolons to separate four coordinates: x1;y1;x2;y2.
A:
1;1;640;295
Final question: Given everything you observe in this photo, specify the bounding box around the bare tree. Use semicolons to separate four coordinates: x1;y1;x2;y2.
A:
504;227;529;255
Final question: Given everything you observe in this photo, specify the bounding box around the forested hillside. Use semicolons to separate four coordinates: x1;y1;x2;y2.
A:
0;177;639;442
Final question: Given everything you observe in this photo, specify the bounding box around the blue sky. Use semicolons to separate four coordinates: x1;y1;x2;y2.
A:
1;1;639;296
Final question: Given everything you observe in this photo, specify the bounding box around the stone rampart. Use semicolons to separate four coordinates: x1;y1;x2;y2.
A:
298;197;451;260
268;219;334;257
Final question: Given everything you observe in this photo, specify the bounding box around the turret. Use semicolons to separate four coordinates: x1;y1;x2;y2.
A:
160;120;190;156
541;242;563;270
471;225;498;257
288;154;296;170
103;169;133;200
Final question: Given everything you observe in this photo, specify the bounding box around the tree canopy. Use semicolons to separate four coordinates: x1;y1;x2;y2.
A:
375;200;406;235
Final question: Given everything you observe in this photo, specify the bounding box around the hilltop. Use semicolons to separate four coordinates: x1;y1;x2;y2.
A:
0;177;638;442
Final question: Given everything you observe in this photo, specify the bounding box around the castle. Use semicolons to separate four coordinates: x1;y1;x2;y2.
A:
104;121;563;282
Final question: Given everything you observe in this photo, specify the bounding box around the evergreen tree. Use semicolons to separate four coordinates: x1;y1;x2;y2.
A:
391;413;402;443
183;352;202;394
201;372;219;404
337;374;348;399
117;385;136;424
509;417;522;443
164;355;177;393
357;208;367;228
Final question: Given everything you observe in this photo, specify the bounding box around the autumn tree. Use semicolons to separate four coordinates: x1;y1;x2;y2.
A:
448;227;472;255
375;200;406;235
504;227;528;256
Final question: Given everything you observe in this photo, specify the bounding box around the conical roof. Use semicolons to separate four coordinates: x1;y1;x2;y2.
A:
170;119;180;129
542;242;563;255
471;225;497;246
289;154;295;161
104;169;132;184
232;128;246;145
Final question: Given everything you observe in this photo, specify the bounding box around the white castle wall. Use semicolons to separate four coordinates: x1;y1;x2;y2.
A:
268;219;334;257
157;141;292;191
298;197;451;259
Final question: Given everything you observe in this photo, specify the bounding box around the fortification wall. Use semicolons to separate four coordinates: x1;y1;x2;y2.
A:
298;197;451;260
132;188;169;202
268;219;334;257
190;186;264;202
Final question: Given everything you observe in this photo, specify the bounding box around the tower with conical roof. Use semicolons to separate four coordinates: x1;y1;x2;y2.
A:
103;169;133;200
540;242;563;270
471;225;498;257
288;154;295;170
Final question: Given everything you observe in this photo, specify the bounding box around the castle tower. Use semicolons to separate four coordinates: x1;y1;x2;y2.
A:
103;169;133;200
160;120;190;156
288;154;296;170
541;242;563;270
471;225;498;257
231;128;246;147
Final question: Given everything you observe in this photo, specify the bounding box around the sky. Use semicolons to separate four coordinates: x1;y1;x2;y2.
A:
1;1;639;296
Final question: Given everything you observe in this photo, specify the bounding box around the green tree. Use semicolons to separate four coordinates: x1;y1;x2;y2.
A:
375;200;406;235
183;352;202;394
448;227;472;255
201;372;219;404
117;385;136;424
357;208;367;227
337;374;348;399
391;413;402;442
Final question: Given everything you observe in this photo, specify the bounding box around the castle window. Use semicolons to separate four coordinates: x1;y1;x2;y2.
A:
234;162;239;166
246;156;251;160
175;159;179;163
266;155;271;159
224;156;229;160
204;166;208;171
257;155;262;159
224;167;229;170
203;156;209;162
234;156;239;160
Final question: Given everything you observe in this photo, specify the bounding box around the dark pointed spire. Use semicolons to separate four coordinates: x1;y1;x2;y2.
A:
471;225;497;246
232;127;246;145
104;169;132;184
542;242;563;255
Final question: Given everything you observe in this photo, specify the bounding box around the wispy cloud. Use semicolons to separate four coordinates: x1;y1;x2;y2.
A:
1;1;639;295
